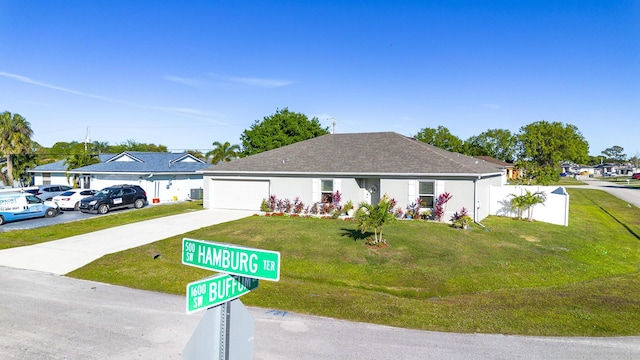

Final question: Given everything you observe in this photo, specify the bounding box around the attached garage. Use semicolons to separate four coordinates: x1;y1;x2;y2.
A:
207;179;270;210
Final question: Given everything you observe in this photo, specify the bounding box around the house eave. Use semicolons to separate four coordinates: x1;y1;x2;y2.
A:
200;170;503;179
67;170;202;175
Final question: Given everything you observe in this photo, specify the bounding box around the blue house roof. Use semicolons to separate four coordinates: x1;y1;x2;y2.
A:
69;152;208;174
29;154;114;173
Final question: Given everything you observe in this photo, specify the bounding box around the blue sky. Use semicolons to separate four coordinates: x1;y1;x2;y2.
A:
1;1;638;158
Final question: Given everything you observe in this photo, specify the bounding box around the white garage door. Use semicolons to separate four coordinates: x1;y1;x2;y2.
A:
210;180;270;210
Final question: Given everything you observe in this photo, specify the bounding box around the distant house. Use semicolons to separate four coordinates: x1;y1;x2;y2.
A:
29;154;114;188
201;132;505;222
473;156;521;181
30;152;209;202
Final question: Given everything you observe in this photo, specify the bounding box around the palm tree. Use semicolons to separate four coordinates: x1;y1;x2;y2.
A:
0;112;33;186
509;189;547;221
522;189;547;221
206;141;241;164
65;150;100;187
355;194;396;244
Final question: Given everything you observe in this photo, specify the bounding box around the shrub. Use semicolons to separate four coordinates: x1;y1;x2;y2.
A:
260;198;270;212
450;207;472;229
434;192;452;221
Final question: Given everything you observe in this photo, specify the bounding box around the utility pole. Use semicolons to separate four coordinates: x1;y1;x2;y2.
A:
84;127;90;152
332;117;336;134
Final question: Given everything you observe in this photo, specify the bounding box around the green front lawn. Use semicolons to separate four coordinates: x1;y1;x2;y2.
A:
68;189;640;336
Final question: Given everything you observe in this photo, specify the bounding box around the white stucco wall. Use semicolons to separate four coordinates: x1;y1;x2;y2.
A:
202;174;503;219
78;174;203;204
33;173;72;186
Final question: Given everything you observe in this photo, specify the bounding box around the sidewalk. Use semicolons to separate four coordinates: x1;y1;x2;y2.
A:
0;209;254;275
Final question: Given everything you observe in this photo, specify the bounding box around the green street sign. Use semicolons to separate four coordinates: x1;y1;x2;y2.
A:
186;274;258;314
182;238;281;281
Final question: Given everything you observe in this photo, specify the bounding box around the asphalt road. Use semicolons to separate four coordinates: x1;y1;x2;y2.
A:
2;267;639;360
0;207;128;232
1;195;640;359
574;176;640;208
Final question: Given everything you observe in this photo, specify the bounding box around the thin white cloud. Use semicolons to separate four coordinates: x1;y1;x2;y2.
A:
228;76;294;88
0;71;124;103
0;71;223;123
163;75;208;88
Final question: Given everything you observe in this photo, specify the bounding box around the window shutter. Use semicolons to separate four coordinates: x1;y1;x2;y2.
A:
408;180;416;204
435;180;445;196
312;178;320;203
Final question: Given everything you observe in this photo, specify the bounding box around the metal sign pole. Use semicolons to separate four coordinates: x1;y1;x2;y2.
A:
219;301;231;360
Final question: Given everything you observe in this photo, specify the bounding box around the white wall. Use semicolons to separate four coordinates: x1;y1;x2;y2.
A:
203;174;501;221
489;185;569;226
33;173;72;186
87;174;203;203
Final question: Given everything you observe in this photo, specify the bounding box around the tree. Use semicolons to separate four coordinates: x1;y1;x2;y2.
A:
206;141;241;164
185;149;205;160
517;121;589;168
355;194;396;245
509;189;547;221
0;111;33;186
65;149;100;187
601;146;626;163
240;108;329;156
109;140;168;153
464;129;517;162
414;126;464;153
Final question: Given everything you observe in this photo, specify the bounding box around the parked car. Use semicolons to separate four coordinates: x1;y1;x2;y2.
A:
26;185;73;201
79;185;148;214
632;173;640;180
0;192;60;225
52;189;98;211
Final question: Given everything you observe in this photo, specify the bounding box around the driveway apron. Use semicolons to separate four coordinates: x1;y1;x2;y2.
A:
0;209;254;275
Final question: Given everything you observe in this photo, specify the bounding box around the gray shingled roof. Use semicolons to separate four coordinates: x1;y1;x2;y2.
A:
203;132;502;177
69;152;208;174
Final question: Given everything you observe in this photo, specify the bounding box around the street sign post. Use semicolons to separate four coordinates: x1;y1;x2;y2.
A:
182;238;281;281
186;274;258;314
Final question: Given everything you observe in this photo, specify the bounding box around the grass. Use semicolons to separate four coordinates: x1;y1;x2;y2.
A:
597;176;640;188
67;189;640;336
556;176;587;185
0;201;203;250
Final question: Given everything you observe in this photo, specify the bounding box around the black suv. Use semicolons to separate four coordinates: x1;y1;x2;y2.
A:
79;185;148;214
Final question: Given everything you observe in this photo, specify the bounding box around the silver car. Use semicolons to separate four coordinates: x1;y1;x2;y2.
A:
26;185;73;201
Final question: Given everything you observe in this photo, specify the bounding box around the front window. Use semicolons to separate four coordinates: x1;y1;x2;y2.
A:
321;180;333;203
418;181;434;208
26;195;42;204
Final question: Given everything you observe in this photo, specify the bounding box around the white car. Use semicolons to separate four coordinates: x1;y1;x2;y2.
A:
52;189;98;211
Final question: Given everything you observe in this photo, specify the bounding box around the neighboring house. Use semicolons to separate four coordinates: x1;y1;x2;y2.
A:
31;152;209;203
201;132;505;222
560;162;580;175
474;156;521;182
29;154;114;188
593;163;620;176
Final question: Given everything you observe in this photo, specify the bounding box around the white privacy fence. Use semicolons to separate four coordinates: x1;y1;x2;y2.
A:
489;185;569;226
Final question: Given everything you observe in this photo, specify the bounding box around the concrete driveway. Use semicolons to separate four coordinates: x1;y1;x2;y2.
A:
0;209;254;275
